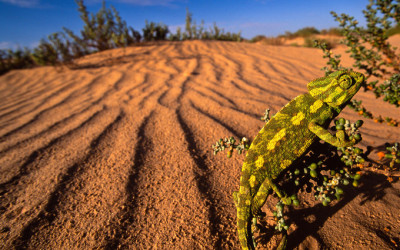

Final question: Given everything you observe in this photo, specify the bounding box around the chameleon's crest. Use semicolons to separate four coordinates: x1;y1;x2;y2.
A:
307;70;364;108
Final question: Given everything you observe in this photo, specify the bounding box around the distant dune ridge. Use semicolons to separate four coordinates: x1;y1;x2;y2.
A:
0;40;399;249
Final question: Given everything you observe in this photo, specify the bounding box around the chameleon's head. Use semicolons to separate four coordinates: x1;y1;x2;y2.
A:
307;70;365;108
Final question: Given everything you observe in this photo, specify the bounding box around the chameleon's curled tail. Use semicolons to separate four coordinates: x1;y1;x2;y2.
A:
234;192;256;250
237;217;255;250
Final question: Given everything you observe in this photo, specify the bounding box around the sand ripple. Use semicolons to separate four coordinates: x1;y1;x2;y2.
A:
0;41;399;249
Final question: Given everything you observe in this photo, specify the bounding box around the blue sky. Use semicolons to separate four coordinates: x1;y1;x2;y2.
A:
0;0;370;49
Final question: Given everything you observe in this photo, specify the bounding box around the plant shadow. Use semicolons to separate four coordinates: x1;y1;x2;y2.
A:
286;171;393;249
254;140;397;249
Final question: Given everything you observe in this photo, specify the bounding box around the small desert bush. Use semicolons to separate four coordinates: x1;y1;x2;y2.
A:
283;26;320;39
249;35;267;43
315;0;399;126
294;26;320;37
262;37;284;46
320;27;343;36
304;37;336;49
1;2;245;75
0;48;34;75
143;21;169;41
66;0;141;53
0;0;142;74
169;8;242;42
282;27;343;41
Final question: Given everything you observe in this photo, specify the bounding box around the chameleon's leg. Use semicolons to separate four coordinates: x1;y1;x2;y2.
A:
309;120;356;148
252;177;290;216
251;178;288;249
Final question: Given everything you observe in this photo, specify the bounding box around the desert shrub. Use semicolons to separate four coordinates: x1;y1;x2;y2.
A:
281;31;294;39
31;39;60;66
282;26;326;40
320;27;343;36
169;27;182;41
170;8;242;42
143;21;169;41
305;37;335;49
294;26;320;37
0;2;245;76
250;35;267;43
0;0;143;75
315;0;399;126
184;8;193;39
72;0;141;51
250;35;284;45
0;48;34;74
262;37;284;46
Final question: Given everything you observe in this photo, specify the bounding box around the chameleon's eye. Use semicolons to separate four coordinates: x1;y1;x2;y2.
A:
339;74;353;89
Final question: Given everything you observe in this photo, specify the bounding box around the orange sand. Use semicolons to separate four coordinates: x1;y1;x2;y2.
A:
0;40;399;249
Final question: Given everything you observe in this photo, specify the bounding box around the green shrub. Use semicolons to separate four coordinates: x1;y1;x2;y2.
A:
170;8;242;42
0;48;34;74
315;0;399;126
250;35;267;43
320;27;343;36
305;38;335;49
31;39;59;66
0;0;144;75
1;1;244;76
294;26;320;37
143;21;169;41
73;0;141;51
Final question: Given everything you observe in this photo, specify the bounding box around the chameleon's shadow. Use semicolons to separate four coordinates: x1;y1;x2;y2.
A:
285;171;394;249
256;140;398;249
255;171;395;249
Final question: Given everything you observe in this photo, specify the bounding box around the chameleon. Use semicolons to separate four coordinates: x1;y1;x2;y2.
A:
233;70;365;249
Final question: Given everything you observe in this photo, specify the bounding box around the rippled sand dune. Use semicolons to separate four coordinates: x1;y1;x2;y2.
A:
0;40;399;249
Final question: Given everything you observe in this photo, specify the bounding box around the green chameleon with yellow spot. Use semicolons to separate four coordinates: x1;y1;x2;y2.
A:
233;70;365;249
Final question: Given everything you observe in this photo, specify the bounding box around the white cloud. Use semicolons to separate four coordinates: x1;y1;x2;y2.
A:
0;0;40;8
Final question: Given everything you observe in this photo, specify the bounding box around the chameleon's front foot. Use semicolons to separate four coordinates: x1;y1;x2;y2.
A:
335;130;358;147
